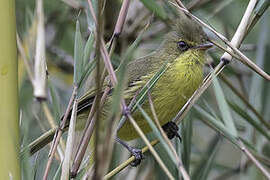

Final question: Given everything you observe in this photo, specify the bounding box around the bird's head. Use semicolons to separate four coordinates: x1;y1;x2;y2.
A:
160;12;212;61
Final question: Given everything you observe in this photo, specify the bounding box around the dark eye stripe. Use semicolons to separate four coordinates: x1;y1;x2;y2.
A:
177;41;189;51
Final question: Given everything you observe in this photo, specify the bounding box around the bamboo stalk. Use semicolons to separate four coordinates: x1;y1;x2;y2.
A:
0;0;21;179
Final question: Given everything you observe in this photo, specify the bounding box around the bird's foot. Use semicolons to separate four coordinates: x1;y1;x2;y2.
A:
130;148;144;167
115;137;144;166
162;121;182;141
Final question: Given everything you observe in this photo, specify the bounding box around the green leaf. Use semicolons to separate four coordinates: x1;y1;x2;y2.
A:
77;58;97;88
192;135;221;180
48;80;61;121
85;0;98;31
195;106;238;145
52;163;62;180
212;76;237;137
74;20;85;85
83;32;94;68
229;101;270;142
138;105;178;165
140;0;167;20
181;113;193;173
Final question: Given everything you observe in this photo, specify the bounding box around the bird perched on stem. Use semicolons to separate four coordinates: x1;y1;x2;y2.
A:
74;11;212;166
25;11;213;174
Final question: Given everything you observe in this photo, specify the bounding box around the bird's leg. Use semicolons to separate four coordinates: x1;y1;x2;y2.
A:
115;137;144;166
162;121;182;142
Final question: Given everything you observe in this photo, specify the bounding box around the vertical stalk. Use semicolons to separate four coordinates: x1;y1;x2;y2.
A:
0;0;20;179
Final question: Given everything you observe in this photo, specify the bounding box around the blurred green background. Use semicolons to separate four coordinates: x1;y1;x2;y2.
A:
16;0;270;179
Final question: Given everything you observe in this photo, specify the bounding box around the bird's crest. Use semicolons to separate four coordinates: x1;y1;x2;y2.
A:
172;11;207;43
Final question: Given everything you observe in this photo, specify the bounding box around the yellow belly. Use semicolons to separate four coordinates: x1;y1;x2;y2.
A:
118;58;204;141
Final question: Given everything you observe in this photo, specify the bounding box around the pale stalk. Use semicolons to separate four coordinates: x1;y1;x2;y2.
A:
0;0;20;179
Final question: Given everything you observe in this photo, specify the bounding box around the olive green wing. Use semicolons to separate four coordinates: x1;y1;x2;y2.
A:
22;53;159;156
126;52;159;84
75;52;159;115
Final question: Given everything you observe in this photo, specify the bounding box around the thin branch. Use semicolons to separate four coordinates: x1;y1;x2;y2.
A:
70;86;110;177
43;85;77;180
126;114;175;180
148;93;190;180
238;139;270;179
104;139;159;179
112;0;130;37
221;0;257;61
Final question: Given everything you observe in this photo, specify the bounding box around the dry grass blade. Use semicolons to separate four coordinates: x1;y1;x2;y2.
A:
42;85;77;180
221;0;257;60
61;97;78;179
34;0;47;99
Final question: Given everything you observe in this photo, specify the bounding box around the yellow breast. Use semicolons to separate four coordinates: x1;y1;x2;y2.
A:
118;50;205;141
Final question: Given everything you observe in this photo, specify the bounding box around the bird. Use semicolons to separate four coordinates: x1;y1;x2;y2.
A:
24;11;212;172
73;11;212;166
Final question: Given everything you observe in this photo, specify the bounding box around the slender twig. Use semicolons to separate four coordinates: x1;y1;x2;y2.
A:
238;139;270;179
112;0;130;37
126;114;175;180
43;85;77;180
70;86;110;177
34;0;47;99
17;32;66;159
148;93;190;180
221;0;257;61
104;139;159;179
93;1;103;178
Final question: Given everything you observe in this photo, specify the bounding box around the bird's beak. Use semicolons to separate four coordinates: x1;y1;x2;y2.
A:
195;42;213;50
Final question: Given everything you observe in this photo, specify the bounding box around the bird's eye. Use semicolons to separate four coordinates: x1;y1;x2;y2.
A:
177;41;189;51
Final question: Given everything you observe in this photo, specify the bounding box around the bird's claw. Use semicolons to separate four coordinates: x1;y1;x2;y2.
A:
130;148;144;167
162;121;182;142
